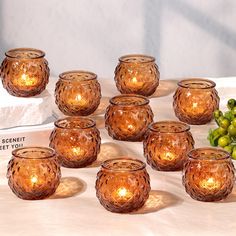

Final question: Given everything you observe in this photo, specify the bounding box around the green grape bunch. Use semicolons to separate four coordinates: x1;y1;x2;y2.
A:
208;98;236;160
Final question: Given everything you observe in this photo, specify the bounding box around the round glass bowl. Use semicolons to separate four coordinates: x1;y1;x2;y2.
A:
105;94;154;141
95;158;150;213
0;48;50;97
114;54;160;96
144;121;194;171
173;79;219;125
49;117;101;168
55;71;101;116
7;147;61;200
183;147;235;202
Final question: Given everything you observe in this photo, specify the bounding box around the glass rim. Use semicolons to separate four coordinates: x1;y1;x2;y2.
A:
59;70;97;81
188;147;230;161
177;78;216;89
119;54;155;63
54;116;96;129
5;48;45;59
149;120;190;133
12;146;55;160
101;157;146;172
110;94;149;106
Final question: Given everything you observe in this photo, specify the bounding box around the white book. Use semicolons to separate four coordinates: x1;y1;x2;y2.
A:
0;122;54;156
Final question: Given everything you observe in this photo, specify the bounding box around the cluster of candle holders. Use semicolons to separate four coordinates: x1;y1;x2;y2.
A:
1;48;235;213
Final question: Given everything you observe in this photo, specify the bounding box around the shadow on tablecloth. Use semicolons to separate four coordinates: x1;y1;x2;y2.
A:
132;190;183;214
150;79;178;98
88;97;110;129
90;96;110;116
88;142;132;168
50;177;87;199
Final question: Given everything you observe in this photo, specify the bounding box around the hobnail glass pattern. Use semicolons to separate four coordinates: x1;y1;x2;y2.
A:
144;121;194;171
7;147;61;200
173;79;219;125
55;71;101;116
95;158;151;213
0;48;49;97
49;117;101;168
183;148;235;202
114;54;160;96
105;94;154;141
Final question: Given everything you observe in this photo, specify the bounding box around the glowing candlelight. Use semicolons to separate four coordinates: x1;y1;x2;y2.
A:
189;101;205;115
71;147;85;156
13;73;38;87
30;175;38;186
68;94;88;107
200;177;221;191
161;151;176;161
116;187;133;200
129;77;144;89
21;73;38;86
127;124;135;132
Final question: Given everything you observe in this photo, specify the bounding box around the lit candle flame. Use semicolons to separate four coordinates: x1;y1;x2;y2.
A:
116;187;133;201
31;175;38;185
19;73;38;86
130;77;144;89
132;77;137;83
117;187;128;197
127;124;135;131
186;101;205;115
76;94;82;101
71;147;84;156
192;102;198;109
68;94;87;106
200;177;221;190
161;151;176;161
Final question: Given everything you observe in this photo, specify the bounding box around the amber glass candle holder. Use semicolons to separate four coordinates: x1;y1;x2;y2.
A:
144;121;194;171
7;147;61;200
96;158;150;213
173;78;219;125
49;117;101;168
55;70;101;116
0;48;49;97
183;147;235;202
105;94;154;141
114;54;160;96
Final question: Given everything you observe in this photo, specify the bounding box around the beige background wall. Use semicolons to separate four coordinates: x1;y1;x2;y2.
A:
0;0;236;79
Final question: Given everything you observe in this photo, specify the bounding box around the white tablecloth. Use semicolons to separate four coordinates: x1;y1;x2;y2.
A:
0;77;235;236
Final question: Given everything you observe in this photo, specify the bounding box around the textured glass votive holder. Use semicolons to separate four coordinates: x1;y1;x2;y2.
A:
0;48;49;97
49;116;101;168
173;78;219;125
105;94;154;141
55;70;101;116
144;121;195;171
183;147;235;202
95;158;151;213
7;147;61;200
114;54;160;96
